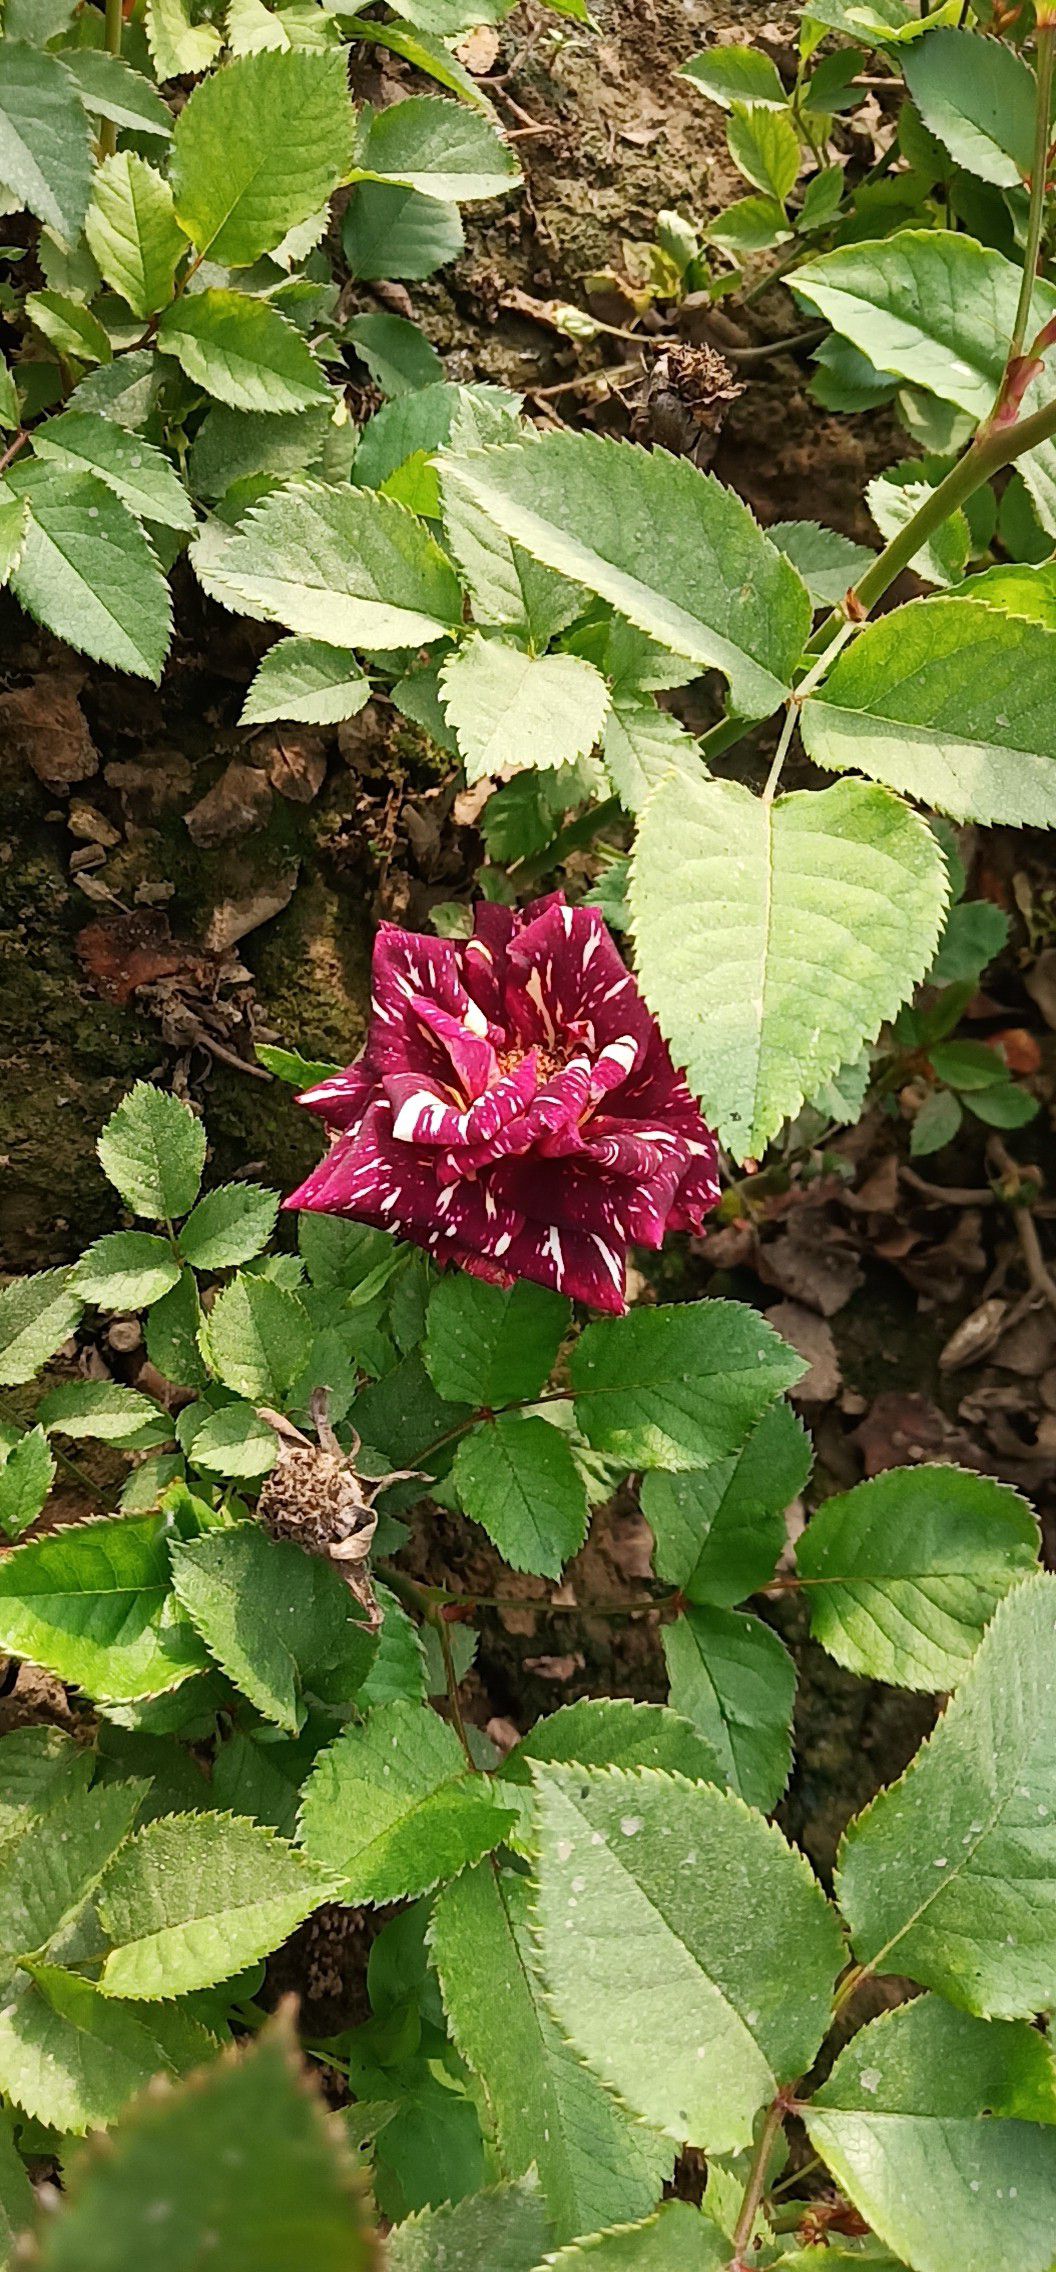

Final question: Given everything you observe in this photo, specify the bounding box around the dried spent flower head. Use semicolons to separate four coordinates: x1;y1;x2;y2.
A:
256;1398;420;1627
285;893;719;1313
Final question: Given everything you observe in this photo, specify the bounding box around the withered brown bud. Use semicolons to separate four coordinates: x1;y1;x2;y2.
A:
631;343;744;470
257;1440;382;1627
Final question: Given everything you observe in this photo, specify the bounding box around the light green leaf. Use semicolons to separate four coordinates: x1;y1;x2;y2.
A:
439;486;583;646
425;1275;570;1406
158;288;331;413
0;1967;216;2136
728;102;800;202
25;291;111;365
0;1511;208;1703
431;1858;673;2243
177;1182;279;1271
442;434;812;718
802;598;1056;826
767;519;876;608
0;1426;54;1543
0;42;92;246
62;49;174;140
963;560;1056;628
0;1775;141;1985
297;1699;513;1903
73;1232;182;1311
119;1454;185;1513
387;2179;549;2272
681;45;786;108
0;491;28;585
902;28;1035;188
796;1463;1039;1688
793;231;1056;526
642;1400;811;1606
240;636;370;726
188;1402;278;1479
170;1522;375;1733
631;772;948;1159
542;2204;728;2271
0;1268;82;1387
97;1811;328;1997
569;1299;805;1472
439;634;609;784
201;1271;311;1400
195;478;464;648
866;463;969;588
532;1762;843;2150
37;1381;169;1447
35;2013;374;2264
602;698;708;814
453;1415;590;1579
171;48;351;267
4;463;171;681
663;1606;795;1811
351;96;519;204
805;1996;1056;2272
33;411;193;535
706;195;789;255
837;1572;1056;2015
84;153;188;320
145;0;222;79
342;181;464;283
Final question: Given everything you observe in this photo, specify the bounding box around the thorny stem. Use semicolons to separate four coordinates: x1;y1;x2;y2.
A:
433;1602;477;1768
807;385;1056;652
729;2092;791;2269
0;429;28;479
1010;22;1056;363
99;0;124;160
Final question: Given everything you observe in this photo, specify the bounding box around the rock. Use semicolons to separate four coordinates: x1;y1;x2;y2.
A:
184;760;273;848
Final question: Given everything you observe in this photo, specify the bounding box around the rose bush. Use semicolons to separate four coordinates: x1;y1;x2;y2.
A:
287;893;719;1310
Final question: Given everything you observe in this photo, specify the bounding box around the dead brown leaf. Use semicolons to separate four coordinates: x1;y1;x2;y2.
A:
257;730;328;805
0;673;97;788
764;1300;841;1403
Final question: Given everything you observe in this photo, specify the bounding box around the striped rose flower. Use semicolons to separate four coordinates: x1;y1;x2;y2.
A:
286;893;719;1313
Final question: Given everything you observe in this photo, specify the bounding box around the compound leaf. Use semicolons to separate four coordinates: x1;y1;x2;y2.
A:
442;434;811;718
